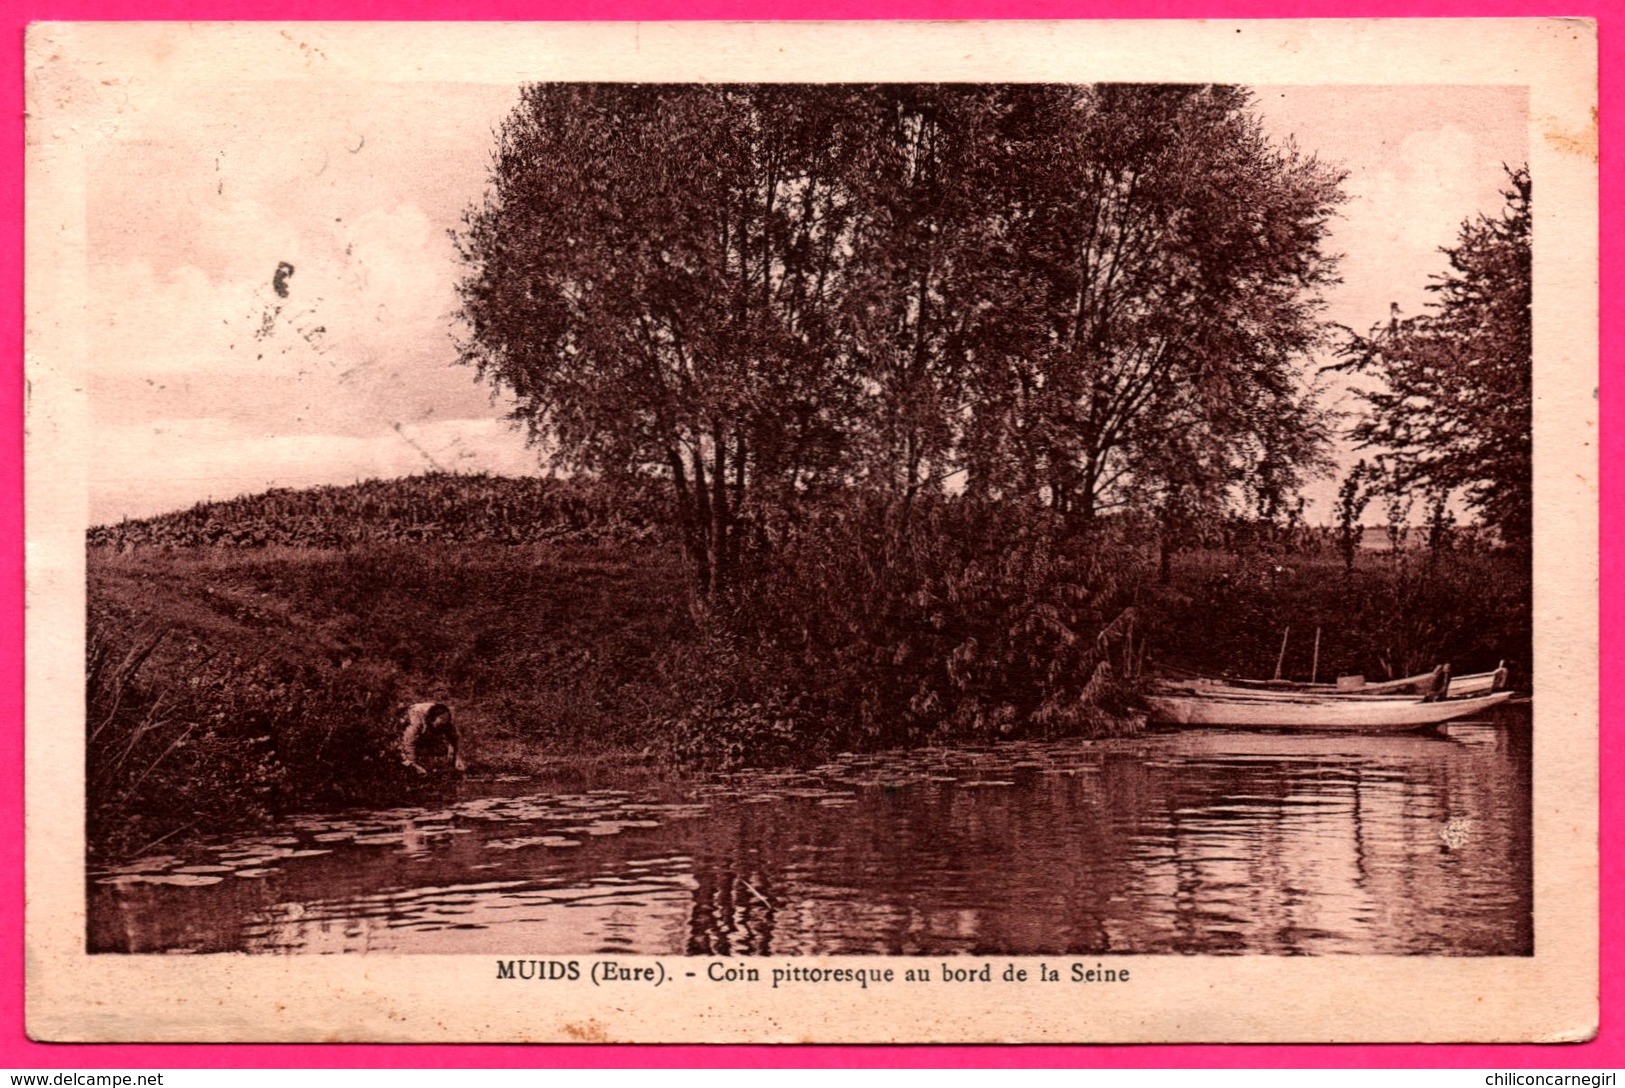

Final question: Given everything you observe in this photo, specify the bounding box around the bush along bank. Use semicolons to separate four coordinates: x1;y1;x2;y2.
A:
87;597;407;861
650;495;1533;773
86;541;693;860
662;494;1149;768
1141;543;1532;687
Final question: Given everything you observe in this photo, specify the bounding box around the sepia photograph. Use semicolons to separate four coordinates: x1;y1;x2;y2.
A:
24;20;1597;1043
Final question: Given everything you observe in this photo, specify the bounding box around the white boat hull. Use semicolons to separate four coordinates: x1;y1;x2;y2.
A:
1164;668;1505;699
1144;690;1514;731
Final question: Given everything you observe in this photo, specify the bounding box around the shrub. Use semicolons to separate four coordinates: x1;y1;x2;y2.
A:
86;607;406;859
663;494;1147;766
1142;545;1531;683
85;538;694;856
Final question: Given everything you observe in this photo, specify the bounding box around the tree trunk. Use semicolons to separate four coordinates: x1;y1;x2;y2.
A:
668;449;710;598
690;443;715;598
730;433;748;580
1077;452;1099;522
710;421;730;596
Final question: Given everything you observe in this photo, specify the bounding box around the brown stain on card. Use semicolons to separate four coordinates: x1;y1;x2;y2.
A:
561;1019;610;1042
1543;107;1597;163
280;30;328;64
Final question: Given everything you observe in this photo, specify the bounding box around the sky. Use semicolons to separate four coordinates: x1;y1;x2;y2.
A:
85;81;1528;525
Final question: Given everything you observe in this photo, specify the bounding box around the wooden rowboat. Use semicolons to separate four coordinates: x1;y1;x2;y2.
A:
1143;689;1514;731
1163;663;1508;699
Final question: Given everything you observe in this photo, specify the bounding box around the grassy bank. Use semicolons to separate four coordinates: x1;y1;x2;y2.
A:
87;541;692;859
1146;545;1532;686
85;476;1532;860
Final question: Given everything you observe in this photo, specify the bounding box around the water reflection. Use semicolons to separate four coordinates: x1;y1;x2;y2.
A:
89;709;1532;956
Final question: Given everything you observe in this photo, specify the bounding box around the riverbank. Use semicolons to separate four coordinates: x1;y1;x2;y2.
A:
88;541;694;859
86;479;1532;860
1141;546;1531;686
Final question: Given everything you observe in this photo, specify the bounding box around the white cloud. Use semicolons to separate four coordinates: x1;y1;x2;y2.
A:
84;82;1528;526
1332;124;1483;327
83;81;524;523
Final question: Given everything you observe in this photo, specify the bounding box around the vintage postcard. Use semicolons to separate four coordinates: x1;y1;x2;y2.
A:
24;20;1597;1043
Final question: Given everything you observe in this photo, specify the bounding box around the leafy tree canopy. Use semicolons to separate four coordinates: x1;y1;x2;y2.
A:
455;83;1347;597
1335;166;1532;546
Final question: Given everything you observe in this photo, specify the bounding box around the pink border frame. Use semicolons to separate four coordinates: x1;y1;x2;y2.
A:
2;4;1613;1068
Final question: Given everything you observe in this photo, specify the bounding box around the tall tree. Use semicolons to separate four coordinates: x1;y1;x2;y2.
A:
977;85;1346;521
837;85;1020;504
456;83;1347;595
1336;166;1532;546
455;85;864;597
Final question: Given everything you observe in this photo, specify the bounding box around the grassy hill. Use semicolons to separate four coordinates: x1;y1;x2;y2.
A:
88;471;667;549
87;474;692;859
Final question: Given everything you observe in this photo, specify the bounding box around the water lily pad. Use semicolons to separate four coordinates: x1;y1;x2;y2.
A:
138;874;226;887
485;836;574;851
99;855;180;875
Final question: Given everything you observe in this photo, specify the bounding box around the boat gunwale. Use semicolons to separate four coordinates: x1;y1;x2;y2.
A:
1142;689;1515;730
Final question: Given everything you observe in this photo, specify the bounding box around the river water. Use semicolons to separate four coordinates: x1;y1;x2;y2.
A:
89;707;1531;956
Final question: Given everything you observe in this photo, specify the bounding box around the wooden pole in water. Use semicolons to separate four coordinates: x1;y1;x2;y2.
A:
1274;626;1291;680
1311;627;1322;684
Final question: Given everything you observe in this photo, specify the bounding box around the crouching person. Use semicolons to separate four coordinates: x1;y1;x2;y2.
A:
399;701;466;776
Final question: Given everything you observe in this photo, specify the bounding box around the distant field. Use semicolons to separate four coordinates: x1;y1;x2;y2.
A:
88;471;667;549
